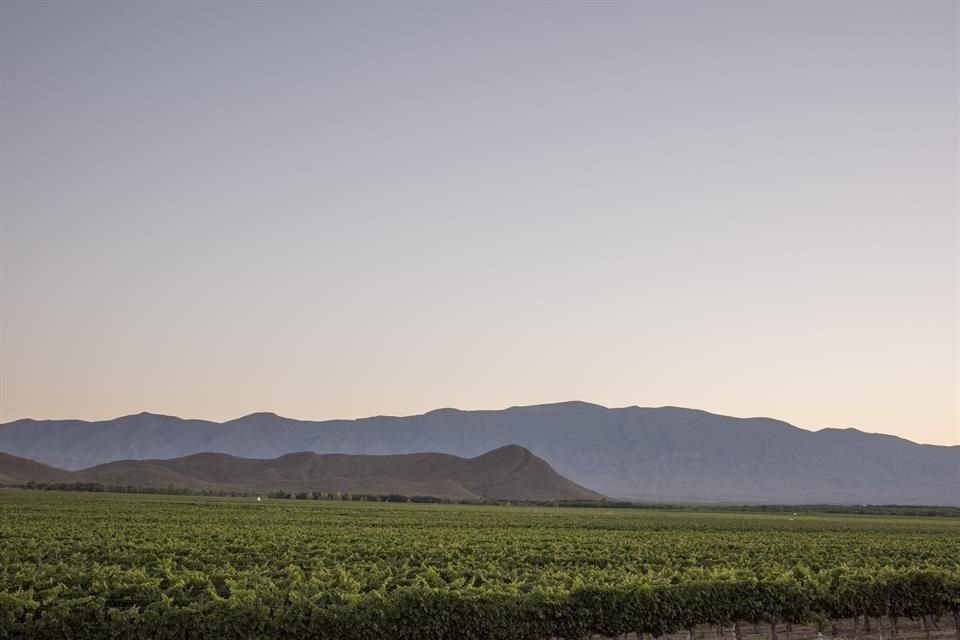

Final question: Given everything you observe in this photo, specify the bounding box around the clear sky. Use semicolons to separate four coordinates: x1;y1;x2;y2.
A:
1;1;957;445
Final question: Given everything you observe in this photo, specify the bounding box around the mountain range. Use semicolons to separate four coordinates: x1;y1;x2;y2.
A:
0;445;601;501
1;402;957;504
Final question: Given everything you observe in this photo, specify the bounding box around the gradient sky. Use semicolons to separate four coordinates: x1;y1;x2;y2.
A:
1;1;957;445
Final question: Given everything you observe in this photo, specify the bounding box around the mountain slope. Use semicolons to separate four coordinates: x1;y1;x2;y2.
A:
0;451;83;485
1;402;957;504
0;446;605;501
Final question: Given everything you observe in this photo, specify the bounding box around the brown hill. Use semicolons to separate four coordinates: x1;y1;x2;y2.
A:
0;451;84;485
0;446;605;501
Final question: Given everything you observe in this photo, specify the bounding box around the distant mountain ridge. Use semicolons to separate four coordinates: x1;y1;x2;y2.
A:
2;402;957;505
0;445;604;501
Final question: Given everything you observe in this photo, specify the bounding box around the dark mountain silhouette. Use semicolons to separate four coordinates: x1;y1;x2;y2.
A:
1;402;957;504
0;445;604;501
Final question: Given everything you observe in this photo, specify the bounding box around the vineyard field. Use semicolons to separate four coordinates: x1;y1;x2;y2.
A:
1;489;958;639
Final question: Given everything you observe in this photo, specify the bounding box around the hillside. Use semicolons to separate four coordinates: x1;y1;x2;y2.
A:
0;446;605;501
2;402;958;504
0;451;83;486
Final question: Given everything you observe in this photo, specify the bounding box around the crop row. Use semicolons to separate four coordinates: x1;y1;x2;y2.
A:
2;567;958;639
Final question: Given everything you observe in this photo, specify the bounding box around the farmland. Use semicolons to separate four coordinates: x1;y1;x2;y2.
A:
0;490;958;639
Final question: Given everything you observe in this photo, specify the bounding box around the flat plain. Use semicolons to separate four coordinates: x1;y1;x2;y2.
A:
1;490;958;639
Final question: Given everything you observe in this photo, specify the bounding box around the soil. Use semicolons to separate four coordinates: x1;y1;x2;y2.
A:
584;617;959;640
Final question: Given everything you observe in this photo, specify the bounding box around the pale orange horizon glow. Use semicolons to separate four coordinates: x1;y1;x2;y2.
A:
1;1;957;446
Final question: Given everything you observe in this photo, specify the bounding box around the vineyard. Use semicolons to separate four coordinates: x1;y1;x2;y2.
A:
0;490;958;639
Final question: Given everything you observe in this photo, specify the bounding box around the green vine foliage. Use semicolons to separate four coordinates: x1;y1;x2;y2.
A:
1;491;957;640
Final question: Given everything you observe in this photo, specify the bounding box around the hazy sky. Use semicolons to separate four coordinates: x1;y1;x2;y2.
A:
1;1;957;445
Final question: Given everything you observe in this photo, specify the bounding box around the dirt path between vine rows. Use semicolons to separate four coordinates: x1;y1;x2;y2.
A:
579;617;959;640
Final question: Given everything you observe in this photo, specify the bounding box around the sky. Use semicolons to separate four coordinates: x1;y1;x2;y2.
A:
1;1;957;445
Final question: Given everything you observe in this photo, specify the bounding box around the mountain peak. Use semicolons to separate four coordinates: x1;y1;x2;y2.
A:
507;400;607;412
116;412;179;423
425;407;462;416
228;411;287;424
